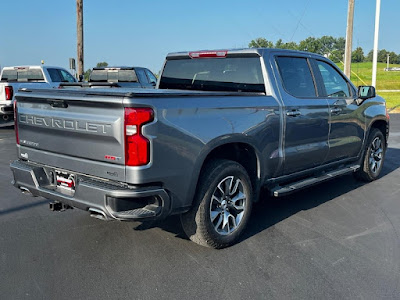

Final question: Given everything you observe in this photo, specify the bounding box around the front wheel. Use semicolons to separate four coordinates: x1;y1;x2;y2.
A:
355;128;386;182
181;159;253;249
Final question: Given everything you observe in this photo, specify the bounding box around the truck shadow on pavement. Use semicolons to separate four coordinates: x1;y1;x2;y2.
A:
134;147;400;245
0;199;49;216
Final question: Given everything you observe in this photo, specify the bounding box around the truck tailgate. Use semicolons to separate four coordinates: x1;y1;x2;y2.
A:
15;89;126;181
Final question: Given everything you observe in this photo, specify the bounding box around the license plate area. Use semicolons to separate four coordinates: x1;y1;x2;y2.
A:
55;170;76;196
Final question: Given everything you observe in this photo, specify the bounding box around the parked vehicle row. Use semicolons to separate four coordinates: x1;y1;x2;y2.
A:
60;66;157;89
0;66;76;121
0;65;158;120
10;48;389;248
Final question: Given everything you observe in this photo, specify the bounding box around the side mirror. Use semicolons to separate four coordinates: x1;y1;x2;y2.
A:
356;86;376;105
358;86;376;100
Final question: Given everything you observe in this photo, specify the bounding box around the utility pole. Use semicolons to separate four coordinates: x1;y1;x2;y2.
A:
344;0;355;78
372;0;381;87
77;0;84;80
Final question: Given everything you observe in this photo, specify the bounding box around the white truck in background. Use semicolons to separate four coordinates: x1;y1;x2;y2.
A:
0;66;76;122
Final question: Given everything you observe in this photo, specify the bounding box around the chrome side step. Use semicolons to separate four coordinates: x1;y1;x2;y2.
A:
271;165;360;197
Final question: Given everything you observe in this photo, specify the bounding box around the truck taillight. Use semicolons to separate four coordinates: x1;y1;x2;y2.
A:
5;86;13;100
14;100;19;145
124;107;154;166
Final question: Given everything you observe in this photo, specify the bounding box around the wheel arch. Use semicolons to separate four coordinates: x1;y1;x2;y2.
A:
368;118;389;146
364;99;389;146
188;138;262;208
356;116;389;169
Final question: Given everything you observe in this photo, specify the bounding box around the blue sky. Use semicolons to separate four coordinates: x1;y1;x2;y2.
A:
0;0;399;74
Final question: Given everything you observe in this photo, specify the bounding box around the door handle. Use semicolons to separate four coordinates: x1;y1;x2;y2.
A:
286;110;301;117
330;107;342;114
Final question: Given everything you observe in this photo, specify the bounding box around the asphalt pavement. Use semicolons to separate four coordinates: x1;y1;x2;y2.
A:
0;115;399;300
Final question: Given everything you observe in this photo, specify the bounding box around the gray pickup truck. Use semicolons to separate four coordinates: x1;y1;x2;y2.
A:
10;49;389;248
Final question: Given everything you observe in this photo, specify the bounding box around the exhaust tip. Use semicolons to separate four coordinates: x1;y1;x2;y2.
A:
89;208;108;221
20;186;34;196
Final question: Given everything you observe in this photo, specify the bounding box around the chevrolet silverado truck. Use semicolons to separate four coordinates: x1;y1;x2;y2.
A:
10;49;389;248
0;66;76;121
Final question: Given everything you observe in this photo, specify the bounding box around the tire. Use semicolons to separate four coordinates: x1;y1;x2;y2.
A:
181;159;253;249
355;128;386;182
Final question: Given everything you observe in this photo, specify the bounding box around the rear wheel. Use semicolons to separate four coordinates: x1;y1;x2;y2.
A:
355;128;386;182
181;159;253;249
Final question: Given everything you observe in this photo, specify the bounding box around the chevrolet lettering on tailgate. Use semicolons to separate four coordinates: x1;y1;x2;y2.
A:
19;114;112;134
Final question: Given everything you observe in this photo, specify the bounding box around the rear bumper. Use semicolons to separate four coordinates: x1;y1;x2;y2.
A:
10;160;171;221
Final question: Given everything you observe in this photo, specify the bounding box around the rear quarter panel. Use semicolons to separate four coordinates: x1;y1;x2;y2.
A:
125;94;281;210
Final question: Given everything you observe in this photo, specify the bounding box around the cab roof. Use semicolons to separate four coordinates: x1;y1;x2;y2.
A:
166;48;326;60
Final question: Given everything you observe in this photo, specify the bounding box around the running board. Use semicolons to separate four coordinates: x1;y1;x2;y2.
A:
271;165;360;197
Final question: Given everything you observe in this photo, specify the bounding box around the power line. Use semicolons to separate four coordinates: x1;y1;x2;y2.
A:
290;0;312;42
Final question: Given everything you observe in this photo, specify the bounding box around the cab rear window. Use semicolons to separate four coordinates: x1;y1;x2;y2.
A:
159;57;265;93
90;70;138;82
1;69;44;82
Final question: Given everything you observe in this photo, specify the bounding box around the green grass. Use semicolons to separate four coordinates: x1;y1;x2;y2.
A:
337;61;400;90
337;62;400;110
378;92;400;112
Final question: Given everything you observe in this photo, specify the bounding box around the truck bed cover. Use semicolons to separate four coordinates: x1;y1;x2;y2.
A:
17;88;265;98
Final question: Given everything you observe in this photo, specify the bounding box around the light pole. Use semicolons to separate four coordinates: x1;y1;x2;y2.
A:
372;0;381;87
387;54;390;70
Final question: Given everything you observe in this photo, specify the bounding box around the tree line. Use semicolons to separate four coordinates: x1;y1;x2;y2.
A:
249;36;400;64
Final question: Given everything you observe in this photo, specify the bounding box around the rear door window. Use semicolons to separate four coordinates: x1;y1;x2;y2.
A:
275;56;317;97
145;69;157;85
159;57;265;93
48;68;62;82
136;69;149;84
60;69;76;82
